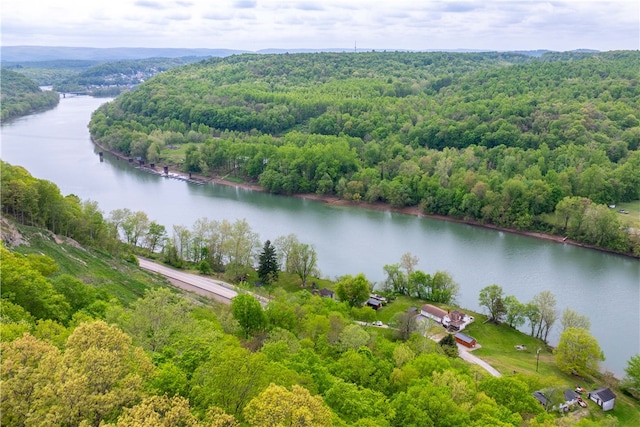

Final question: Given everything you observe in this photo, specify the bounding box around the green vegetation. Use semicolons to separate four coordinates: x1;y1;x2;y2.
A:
88;50;640;256
0;69;59;121
2;147;639;426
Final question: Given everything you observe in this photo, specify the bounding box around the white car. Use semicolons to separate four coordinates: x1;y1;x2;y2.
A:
373;321;384;326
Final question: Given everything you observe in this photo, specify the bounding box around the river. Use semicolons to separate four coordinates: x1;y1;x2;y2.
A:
1;95;638;376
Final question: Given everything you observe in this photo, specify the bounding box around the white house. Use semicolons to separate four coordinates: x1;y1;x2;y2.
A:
420;305;474;331
420;304;448;323
588;388;616;411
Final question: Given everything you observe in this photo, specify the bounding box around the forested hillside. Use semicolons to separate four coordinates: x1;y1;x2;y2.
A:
0;69;59;121
89;51;640;255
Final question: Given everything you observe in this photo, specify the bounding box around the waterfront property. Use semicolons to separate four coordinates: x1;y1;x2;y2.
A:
588;387;616;411
533;391;549;408
454;332;477;348
420;304;475;331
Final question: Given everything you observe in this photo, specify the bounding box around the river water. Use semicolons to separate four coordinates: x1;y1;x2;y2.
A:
1;95;638;375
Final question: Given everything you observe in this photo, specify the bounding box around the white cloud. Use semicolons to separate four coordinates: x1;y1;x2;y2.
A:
1;0;638;51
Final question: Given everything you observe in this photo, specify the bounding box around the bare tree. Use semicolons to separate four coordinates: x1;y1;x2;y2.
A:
532;290;558;343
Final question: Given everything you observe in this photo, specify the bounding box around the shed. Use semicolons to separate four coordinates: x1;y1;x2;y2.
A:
564;389;579;405
366;298;383;310
454;332;477;348
318;288;335;299
588;387;616;411
533;391;549;407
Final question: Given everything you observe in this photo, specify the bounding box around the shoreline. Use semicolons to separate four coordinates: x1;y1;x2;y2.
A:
93;140;638;260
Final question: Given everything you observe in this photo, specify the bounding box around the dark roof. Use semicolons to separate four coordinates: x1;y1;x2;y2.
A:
590;388;616;402
454;332;476;344
533;391;548;406
564;389;579;401
319;288;334;297
367;298;382;306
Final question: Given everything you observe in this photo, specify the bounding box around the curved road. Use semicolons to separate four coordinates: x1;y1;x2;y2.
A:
457;344;502;377
138;257;238;301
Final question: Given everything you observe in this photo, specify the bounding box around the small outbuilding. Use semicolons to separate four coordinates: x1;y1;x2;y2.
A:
564;389;580;405
454;332;477;348
588;387;616;411
318;288;335;299
533;391;549;408
366;298;383;310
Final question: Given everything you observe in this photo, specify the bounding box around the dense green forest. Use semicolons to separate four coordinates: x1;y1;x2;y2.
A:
0;69;60;121
2;162;639;426
88;51;640;256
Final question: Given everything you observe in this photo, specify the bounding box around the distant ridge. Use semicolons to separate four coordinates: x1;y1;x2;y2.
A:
1;46;249;62
1;45;602;63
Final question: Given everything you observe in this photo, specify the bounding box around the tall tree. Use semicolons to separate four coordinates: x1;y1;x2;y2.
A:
107;288;192;353
503;295;525;329
623;354;640;395
335;273;371;308
560;308;591;331
478;284;506;323
144;221;167;254
532;290;558;343
400;252;419;276
288;242;318;287
382;263;407;294
392;310;418;341
243;383;332;427
555;327;604;376
257;240;279;285
231;294;265;338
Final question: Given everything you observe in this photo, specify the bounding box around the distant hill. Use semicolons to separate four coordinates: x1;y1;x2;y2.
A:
2;46;602;63
0;69;59;121
1;46;249;62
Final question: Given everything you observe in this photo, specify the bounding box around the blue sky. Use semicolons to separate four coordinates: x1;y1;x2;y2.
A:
2;0;638;51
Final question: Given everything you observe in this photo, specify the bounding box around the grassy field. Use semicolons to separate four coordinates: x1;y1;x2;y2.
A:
615;200;640;230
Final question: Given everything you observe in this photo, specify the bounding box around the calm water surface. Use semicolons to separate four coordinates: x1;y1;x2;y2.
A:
1;96;638;375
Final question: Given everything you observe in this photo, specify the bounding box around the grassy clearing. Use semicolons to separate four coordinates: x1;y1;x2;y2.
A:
615;200;640;230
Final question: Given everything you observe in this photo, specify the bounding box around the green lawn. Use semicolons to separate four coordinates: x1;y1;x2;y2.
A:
615;200;640;230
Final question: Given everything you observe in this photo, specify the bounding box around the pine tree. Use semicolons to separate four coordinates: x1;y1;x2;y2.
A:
257;240;279;285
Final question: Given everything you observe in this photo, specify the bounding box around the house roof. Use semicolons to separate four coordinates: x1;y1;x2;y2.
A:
564;389;579;401
449;310;465;321
319;288;334;297
421;304;447;319
533;391;548;406
367;298;382;307
454;332;476;344
590;388;616;402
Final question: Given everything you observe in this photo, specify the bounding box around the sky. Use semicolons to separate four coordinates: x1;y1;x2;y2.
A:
1;0;639;52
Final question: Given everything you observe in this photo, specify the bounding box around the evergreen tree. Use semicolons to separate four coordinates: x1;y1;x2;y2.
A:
257;240;279;285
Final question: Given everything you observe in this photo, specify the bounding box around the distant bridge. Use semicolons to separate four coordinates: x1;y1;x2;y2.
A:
61;92;88;97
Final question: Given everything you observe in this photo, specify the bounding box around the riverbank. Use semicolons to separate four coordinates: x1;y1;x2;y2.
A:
93;140;638;259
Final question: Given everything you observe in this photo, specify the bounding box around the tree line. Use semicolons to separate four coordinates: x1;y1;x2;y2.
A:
0;69;59;122
88;51;640;256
